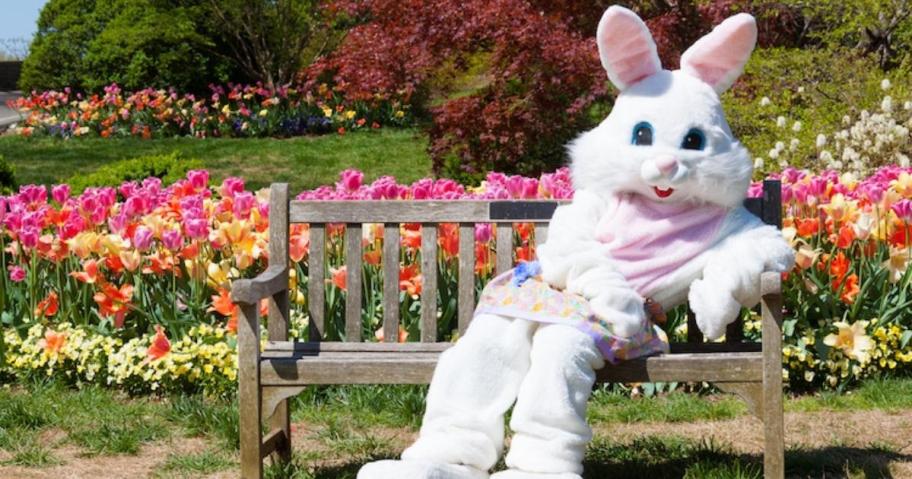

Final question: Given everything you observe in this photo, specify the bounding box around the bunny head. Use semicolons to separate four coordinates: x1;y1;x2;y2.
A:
569;6;757;209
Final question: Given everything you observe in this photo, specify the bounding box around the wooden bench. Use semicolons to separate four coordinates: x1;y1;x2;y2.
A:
231;180;786;479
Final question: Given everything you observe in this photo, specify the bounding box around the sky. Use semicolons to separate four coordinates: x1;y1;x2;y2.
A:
1;0;48;40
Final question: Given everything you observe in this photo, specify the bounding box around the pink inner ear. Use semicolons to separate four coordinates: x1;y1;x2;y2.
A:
597;7;661;91
680;14;757;93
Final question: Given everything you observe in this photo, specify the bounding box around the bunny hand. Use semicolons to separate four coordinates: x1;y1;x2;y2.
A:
689;224;794;339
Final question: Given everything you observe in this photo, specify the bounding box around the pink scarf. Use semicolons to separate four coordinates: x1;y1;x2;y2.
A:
595;193;728;297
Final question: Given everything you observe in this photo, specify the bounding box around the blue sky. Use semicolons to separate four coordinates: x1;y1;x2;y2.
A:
1;0;47;39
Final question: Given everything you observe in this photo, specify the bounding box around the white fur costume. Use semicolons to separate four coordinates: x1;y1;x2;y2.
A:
359;6;794;479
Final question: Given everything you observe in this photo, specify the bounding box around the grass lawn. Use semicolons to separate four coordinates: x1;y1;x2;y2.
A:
0;129;433;192
2;380;912;478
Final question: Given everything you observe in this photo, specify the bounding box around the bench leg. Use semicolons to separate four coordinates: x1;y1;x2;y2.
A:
269;397;292;464
762;373;784;479
239;303;263;479
761;274;785;479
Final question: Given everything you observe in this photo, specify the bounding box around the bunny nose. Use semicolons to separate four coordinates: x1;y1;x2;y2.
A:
654;155;678;175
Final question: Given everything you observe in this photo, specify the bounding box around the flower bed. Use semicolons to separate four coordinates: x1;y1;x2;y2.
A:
1;167;911;395
5;83;412;139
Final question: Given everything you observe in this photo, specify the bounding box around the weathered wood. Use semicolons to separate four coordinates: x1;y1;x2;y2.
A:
496;223;512;275
264;341;451;354
382;224;401;342
669;342;761;354
291;201;494;223
307;225;325;342
344;224;363;342
489;201;561;220
259;351;762;386
262;386;306;420
237;302;262;479
420;225;438;342
717;382;764;417
292;197;766;224
534;223;548;247
231;265;287;306
265;184;291;465
761;271;785;479
458;223;475;335
260;428;288;460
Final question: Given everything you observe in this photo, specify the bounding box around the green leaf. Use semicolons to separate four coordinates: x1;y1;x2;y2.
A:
901;330;912;349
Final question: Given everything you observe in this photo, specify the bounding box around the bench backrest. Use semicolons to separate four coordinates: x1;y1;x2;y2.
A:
268;180;781;348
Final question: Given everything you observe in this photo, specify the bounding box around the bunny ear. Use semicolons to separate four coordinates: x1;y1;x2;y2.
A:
596;6;662;91
680;13;757;94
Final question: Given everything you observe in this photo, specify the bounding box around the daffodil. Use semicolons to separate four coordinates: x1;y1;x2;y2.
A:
824;321;873;363
883;248;910;283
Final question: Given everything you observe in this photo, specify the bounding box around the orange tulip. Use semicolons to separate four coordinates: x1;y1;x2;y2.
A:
399;264;423;297
35;291;59;318
329;266;347;291
40;329;66;355
71;259;101;284
94;283;134;328
146;325;171;361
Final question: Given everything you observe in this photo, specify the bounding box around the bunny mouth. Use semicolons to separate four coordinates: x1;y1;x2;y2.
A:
653;186;674;198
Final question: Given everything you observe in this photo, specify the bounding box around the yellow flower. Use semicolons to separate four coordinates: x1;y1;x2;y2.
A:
883;248;910;283
395;110;405;119
258;109;269;117
322;107;332;118
824;321;873;363
891;171;912;198
344;110;356;120
819;194;857;224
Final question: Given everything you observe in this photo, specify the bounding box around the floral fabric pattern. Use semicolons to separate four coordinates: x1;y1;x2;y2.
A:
475;261;669;364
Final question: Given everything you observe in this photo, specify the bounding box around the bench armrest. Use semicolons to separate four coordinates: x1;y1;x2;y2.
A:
231;265;288;306
760;270;783;353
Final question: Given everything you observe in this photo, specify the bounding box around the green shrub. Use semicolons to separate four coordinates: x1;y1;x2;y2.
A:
723;47;911;174
66;152;203;193
0;155;16;194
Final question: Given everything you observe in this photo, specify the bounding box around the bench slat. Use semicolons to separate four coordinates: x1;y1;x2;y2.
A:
420;225;438;342
307;225;325;342
534;223;548;247
496;223;512;275
458;223;475;335
382;224;400;342
344;224;363;342
261;341;761;355
260;351;763;385
290;200;567;223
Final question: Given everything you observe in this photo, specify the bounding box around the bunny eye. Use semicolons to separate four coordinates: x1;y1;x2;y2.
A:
681;128;706;150
631;122;653;146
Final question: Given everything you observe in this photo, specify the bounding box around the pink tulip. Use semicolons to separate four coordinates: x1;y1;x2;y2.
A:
232;192;256;218
475;223;493;243
51;184;71;204
162;229;183;250
187;170;209;191
133;226;154;251
19;227;39;250
338;169;364;192
892;199;912;223
184;218;209;240
220;177;245;198
8;265;25;282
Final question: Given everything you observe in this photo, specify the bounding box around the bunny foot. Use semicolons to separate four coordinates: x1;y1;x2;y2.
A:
357;459;489;479
688;278;741;340
491;470;581;479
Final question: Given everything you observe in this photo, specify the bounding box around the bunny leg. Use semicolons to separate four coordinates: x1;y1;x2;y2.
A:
500;324;604;478
359;314;537;479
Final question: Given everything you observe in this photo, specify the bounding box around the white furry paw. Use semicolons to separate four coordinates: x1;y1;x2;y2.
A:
589;293;646;338
688;278;741;340
358;460;489;479
491;470;581;479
